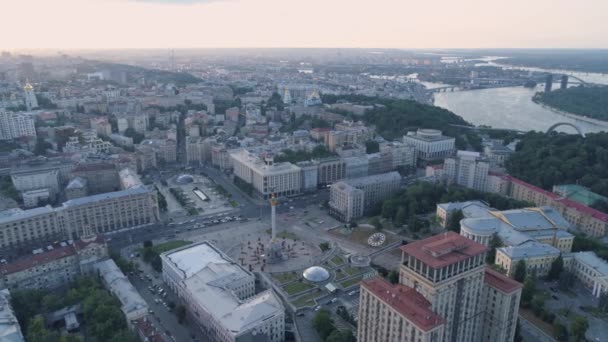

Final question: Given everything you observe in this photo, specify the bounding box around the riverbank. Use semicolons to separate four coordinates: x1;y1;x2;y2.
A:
533;98;608;127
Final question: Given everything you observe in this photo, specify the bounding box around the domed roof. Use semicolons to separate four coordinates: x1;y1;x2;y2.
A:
302;266;330;282
24;83;34;91
176;174;194;184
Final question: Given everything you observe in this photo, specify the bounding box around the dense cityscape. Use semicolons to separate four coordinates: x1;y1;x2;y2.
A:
2;2;608;342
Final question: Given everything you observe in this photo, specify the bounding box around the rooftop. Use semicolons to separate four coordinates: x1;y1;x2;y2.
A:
497;241;561;260
162;242;284;335
553;184;608;207
570;251;608;277
484;268;522;294
347;171;401;188
496;172;608;223
0;290;25;342
0;244;76;275
400;232;488;269
73;162;115;173
361;277;444;332
0;205;55;225
62;186;152;208
94;259;148;318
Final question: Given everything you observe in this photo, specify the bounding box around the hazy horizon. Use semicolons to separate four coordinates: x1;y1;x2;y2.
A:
3;0;608;50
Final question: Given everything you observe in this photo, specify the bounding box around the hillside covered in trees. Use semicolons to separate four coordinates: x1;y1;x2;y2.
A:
321;94;472;143
534;86;608;121
506;132;608;198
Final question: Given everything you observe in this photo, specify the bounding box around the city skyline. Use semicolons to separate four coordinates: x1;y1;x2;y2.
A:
2;0;608;50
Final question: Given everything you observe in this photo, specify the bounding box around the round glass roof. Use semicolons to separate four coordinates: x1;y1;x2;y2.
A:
302;266;330;282
176;174;194;184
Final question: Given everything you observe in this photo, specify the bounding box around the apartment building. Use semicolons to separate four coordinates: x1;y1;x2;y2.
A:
71;163;119;194
11;166;60;197
396;232;521;342
329;172;401;222
480;268;522;342
185;136;204;164
358;277;445;342
328;182;364;222
315;157;346;186
160;242;285;342
492;173;608;237
60;186;159;237
444;151;490;191
231;150;301;199
563;251;608;298
0;234;107;291
0;110;36;140
403;129;455;161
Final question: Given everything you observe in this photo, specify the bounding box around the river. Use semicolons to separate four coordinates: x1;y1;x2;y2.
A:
425;59;608;134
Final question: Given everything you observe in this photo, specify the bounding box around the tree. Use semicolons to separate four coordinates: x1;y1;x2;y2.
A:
388;270;399;284
447;210;464;232
123;127;145;144
599;291;608;313
143;240;153;249
558;270;576;291
151;254;162;272
326;329;356;342
395;207;407;226
348;220;357;228
319;242;331;252
34;138;52;155
176;305;187;324
570;316;589;342
554;322;569;341
513;260;527;282
313;309;335;340
369;217;383;231
27;315;59;342
521;275;536;307
486;233;502;264
547;254;564;280
365;140;379;154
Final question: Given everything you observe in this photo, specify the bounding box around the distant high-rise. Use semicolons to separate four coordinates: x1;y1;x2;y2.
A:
23;83;38;110
544;74;553;92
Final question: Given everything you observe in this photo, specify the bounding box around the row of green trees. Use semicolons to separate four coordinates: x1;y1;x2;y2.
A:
274;146;336;164
313;309;356;342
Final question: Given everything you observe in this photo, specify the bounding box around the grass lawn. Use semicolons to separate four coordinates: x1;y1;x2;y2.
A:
339;275;364;289
335;270;348;281
342;266;362;276
152;240;192;254
283;281;314;295
292;289;324;308
330;255;345;267
272;272;300;284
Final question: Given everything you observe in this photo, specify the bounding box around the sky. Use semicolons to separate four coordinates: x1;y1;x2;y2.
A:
2;0;607;50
